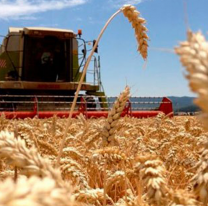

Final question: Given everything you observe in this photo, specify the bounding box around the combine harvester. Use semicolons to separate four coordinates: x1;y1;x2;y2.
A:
0;27;173;119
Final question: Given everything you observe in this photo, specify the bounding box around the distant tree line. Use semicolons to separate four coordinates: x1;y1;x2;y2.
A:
177;105;200;112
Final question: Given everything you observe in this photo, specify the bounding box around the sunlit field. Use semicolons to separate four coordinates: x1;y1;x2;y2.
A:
0;114;207;206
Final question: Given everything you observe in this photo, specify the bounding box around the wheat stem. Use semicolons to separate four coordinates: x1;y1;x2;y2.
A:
57;4;148;166
56;9;122;167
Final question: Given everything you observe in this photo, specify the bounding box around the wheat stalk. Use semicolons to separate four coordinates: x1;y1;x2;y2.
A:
106;170;125;192
57;4;148;166
51;115;57;137
190;144;208;205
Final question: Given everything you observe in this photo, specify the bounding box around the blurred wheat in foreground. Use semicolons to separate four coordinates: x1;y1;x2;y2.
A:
175;30;208;206
175;30;208;130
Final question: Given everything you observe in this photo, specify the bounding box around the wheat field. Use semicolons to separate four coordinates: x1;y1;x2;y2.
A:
0;113;207;206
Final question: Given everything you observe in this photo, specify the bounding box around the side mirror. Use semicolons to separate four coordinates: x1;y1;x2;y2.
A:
93;40;98;53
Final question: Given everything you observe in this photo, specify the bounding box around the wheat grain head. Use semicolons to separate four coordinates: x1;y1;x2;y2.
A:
122;4;149;60
175;31;208;130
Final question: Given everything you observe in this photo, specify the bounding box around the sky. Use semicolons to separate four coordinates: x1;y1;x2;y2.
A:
0;0;208;97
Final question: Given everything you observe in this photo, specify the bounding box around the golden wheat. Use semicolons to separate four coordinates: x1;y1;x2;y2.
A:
0;176;77;206
102;86;130;146
122;4;149;59
175;30;208;130
0;115;207;206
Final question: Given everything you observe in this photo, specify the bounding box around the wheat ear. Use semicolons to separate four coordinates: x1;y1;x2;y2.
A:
122;4;149;59
170;189;202;206
134;156;170;205
175;31;208;130
37;139;58;156
74;188;113;205
60;157;89;189
93;147;126;164
0;176;77;206
106;170;125;192
0;131;64;187
102;86;130;146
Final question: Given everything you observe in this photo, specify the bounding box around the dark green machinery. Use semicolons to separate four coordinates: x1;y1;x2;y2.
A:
0;27;107;111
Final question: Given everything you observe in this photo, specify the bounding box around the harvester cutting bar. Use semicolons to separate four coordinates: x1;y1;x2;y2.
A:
0;95;173;119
